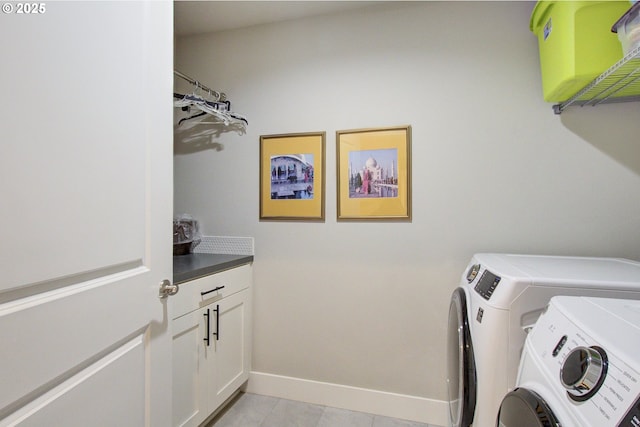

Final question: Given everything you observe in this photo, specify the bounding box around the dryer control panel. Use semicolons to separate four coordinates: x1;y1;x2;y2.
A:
474;269;501;300
526;297;640;427
619;395;640;427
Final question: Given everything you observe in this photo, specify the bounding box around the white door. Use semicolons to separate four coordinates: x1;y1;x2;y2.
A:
0;2;173;426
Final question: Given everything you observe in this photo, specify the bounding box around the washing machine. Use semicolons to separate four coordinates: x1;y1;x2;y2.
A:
496;296;640;427
447;253;640;427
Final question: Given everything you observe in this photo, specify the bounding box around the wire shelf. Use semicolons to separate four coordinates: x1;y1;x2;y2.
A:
553;45;640;114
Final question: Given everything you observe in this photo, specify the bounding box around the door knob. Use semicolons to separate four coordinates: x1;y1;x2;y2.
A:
158;279;179;298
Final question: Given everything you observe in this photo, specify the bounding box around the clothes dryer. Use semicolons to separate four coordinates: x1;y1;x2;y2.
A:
447;253;640;427
496;296;640;427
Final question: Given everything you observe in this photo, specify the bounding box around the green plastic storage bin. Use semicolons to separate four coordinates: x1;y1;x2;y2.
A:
530;0;629;102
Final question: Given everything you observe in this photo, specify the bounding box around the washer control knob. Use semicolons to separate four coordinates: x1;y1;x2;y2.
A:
466;264;480;283
560;346;608;401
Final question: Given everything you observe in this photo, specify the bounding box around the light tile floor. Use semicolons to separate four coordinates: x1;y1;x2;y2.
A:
206;392;441;427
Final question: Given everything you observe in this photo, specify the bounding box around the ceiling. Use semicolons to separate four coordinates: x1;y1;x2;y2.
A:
174;1;383;36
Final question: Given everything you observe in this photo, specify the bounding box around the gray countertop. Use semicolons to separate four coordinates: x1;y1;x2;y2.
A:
173;253;254;284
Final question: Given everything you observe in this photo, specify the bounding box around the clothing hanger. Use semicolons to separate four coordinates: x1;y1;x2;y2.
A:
174;93;230;114
178;111;206;126
173;71;247;135
176;93;247;127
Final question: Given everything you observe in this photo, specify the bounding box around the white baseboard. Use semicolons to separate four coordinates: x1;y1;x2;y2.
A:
245;371;448;426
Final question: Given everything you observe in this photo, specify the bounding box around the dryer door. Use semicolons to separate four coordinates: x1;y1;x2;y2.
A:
447;287;476;427
496;388;561;427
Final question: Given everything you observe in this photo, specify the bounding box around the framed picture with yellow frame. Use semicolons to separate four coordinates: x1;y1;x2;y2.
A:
259;132;326;221
336;125;411;221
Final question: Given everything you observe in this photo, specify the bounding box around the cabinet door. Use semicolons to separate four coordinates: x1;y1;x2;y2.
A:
172;310;208;427
208;288;252;410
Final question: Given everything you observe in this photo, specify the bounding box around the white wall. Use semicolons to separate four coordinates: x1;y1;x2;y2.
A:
174;1;640;422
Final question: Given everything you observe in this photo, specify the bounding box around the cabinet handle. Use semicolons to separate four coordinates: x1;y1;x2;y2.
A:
203;309;210;347
213;304;220;341
201;285;225;296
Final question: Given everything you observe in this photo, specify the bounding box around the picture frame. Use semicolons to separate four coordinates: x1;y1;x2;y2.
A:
336;125;411;221
259;132;326;221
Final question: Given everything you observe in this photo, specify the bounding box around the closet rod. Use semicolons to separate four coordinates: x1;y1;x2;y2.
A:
174;70;226;101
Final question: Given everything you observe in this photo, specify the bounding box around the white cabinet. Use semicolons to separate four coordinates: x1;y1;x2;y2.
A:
173;308;207;427
171;264;252;427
